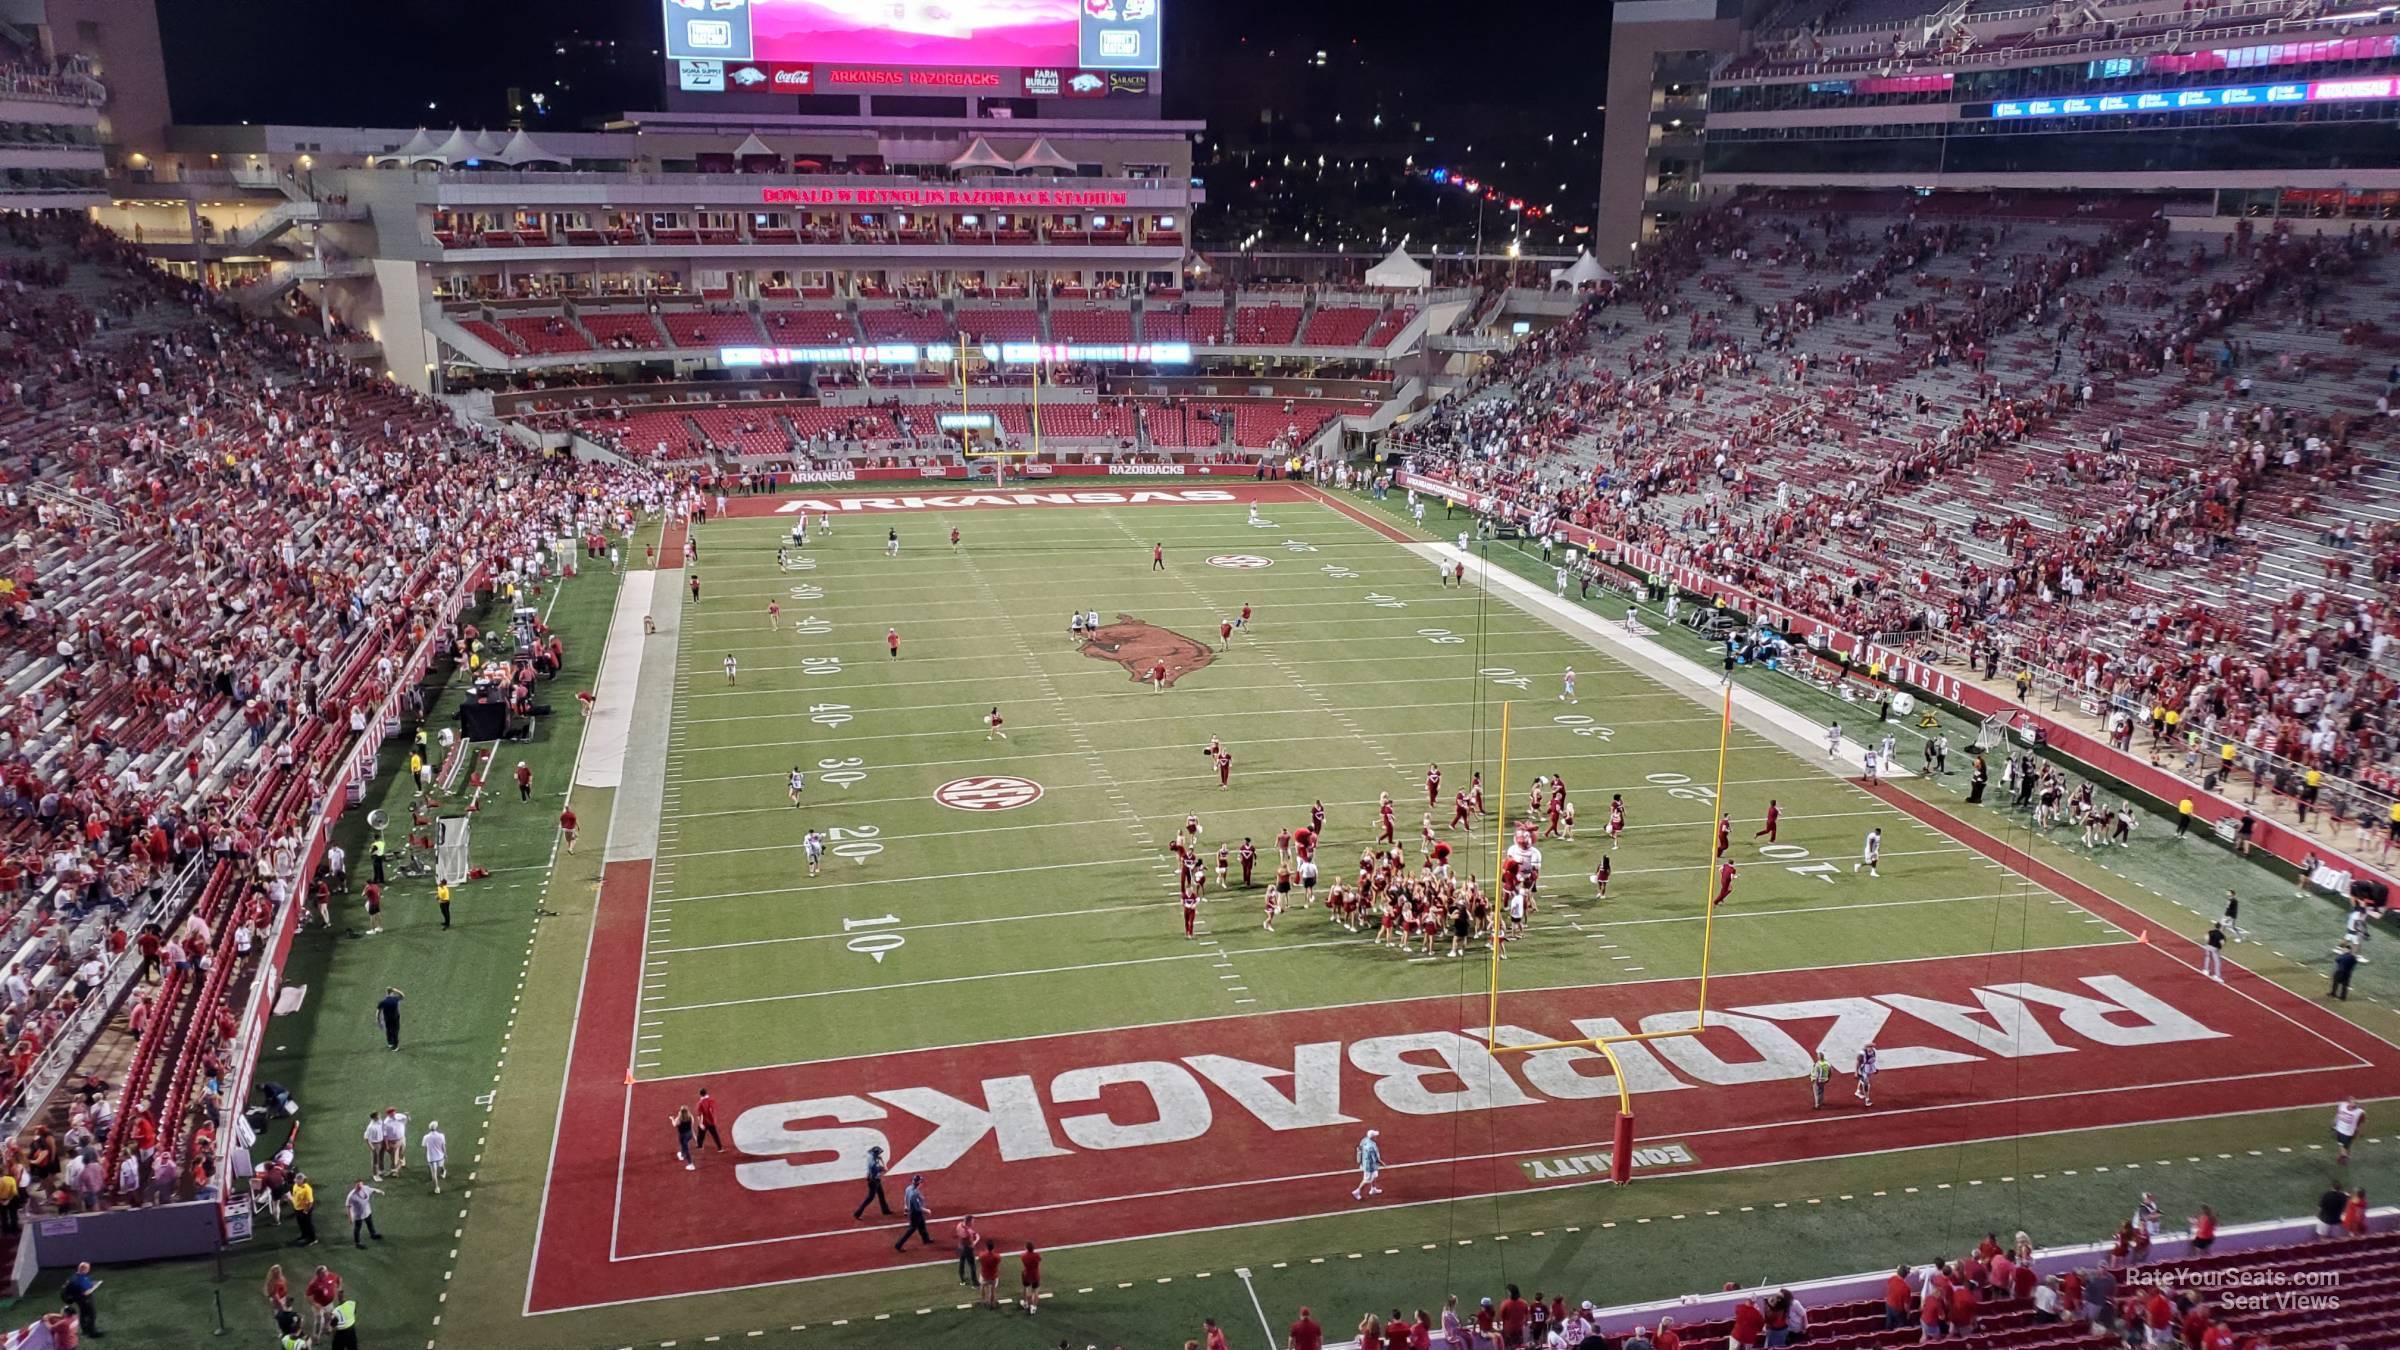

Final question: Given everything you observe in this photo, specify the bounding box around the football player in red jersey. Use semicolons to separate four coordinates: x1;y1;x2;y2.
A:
1715;813;1732;859
1713;859;1738;907
1754;799;1781;843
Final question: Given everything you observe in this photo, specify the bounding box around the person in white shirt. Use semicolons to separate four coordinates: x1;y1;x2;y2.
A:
382;1109;411;1172
364;1113;389;1179
1855;828;1882;877
421;1121;448;1194
2334;1097;2365;1163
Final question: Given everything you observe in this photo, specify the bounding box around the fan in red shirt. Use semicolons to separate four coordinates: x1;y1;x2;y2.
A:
1730;1298;1765;1350
1289;1306;1323;1350
1947;1279;1980;1333
1498;1289;1531;1347
1884;1268;1913;1330
2142;1288;2174;1339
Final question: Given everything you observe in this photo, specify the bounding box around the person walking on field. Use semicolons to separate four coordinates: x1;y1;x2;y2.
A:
1352;1128;1384;1199
1019;1241;1043;1314
2202;921;2226;981
422;1122;447;1194
1808;1048;1833;1109
671;1107;697;1171
854;1145;891;1218
374;988;404;1051
895;1175;933;1252
346;1179;383;1247
954;1213;980;1287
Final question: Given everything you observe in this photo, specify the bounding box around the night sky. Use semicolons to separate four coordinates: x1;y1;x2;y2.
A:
160;0;1615;247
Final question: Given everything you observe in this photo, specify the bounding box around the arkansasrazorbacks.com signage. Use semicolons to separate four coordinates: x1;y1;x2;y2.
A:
761;186;1133;209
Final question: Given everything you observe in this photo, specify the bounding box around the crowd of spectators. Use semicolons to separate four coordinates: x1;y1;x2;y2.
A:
0;213;678;1216
1393;195;2400;812
1268;1198;2386;1350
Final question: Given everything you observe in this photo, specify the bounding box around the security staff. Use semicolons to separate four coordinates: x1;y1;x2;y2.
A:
329;1297;361;1350
895;1174;933;1251
852;1144;891;1219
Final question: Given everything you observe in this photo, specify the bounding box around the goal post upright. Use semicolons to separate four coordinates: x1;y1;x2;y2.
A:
1480;675;1740;1185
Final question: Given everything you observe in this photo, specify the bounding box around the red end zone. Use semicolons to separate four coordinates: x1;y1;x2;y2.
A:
529;854;2400;1313
715;481;1315;517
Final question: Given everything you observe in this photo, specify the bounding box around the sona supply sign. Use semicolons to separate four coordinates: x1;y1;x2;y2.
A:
664;0;1162;73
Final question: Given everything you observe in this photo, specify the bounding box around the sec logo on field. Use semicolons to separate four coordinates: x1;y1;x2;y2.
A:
933;775;1045;811
1206;554;1274;570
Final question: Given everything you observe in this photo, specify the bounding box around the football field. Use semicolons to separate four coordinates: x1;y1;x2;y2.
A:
525;482;2400;1314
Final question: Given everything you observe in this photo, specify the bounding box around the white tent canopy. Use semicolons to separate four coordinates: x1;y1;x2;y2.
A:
470;128;506;158
427;127;482;165
1547;251;1614;289
1363;244;1431;290
497;129;569;166
733;132;776;159
1011;137;1077;172
948;137;1014;172
375;127;438;165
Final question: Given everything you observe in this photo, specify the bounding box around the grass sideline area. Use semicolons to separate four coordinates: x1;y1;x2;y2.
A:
38;543;632;1342
69;486;2400;1350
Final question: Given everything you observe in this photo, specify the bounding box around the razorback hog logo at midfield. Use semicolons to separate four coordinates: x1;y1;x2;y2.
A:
1081;614;1214;686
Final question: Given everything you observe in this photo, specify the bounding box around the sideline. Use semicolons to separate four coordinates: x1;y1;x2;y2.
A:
576;568;655;790
1303;486;1912;779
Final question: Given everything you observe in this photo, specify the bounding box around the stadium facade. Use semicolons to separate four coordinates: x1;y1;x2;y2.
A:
1599;0;2400;260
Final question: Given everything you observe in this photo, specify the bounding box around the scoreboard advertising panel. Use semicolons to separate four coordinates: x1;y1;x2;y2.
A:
667;0;1160;98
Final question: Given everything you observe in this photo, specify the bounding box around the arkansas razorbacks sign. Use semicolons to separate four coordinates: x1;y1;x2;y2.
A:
527;937;2400;1310
1079;614;1215;686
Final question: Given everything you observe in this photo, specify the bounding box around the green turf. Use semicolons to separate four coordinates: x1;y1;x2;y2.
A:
645;498;2113;1077
77;491;2400;1350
